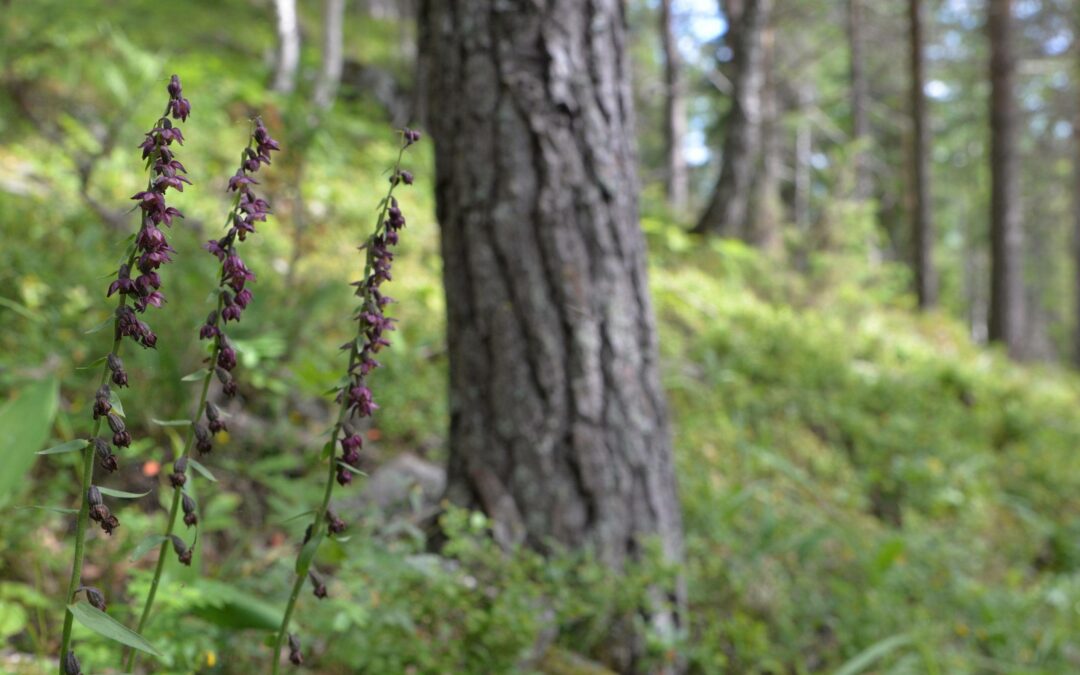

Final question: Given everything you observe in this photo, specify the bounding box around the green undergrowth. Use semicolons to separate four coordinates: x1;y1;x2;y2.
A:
648;221;1080;673
3;2;1080;672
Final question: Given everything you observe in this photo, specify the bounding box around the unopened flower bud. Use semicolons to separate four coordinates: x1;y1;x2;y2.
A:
288;633;303;666
170;535;192;566
107;413;131;447
92;385;112;419
169;456;188;488
92;437;118;473
308;570;328;599
88;485;103;507
107;354;128;388
194;423;212;454
81;586;107;611
182;493;197;528
215;366;237;397
64;650;81;675
326;510;346;535
206;402;227;433
217;345;237;371
106;412;125;434
199;310;220;340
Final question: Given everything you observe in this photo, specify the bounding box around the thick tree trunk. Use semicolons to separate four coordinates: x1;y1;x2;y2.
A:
909;0;936;308
693;0;771;236
848;0;870;201
313;0;346;109
987;0;1024;355
660;0;688;212
420;0;685;670
271;0;301;94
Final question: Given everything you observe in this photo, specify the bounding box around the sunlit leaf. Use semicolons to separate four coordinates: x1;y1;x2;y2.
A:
67;603;161;656
181;369;209;382
335;462;367;477
108;389;125;418
84;316;114;335
16;505;78;515
188;458;217;482
37;439;87;455
95;486;151;499
0;378;59;507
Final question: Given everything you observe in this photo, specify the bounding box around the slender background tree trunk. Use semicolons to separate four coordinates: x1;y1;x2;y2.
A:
848;0;870;201
420;0;686;670
909;0;937;308
987;0;1024;355
693;0;771;237
749;18;781;251
660;0;688;213
313;0;346;109
1073;37;1080;366
272;0;301;94
794;81;813;235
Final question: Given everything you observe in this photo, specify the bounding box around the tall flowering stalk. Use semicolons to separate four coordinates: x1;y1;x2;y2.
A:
57;75;190;675
269;128;419;672
124;119;279;672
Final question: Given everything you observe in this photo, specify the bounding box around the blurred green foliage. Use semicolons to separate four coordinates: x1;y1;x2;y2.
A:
3;1;1080;674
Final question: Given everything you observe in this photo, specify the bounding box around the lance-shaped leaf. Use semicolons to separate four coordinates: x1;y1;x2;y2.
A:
67;602;162;656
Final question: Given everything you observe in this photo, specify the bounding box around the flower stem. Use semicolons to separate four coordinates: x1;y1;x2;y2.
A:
270;369;353;675
125;297;223;673
58;247;139;674
269;142;407;673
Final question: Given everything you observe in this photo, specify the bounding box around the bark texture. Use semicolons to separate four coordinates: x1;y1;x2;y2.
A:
660;0;688;212
909;0;937;308
272;0;301;94
694;0;771;236
420;0;685;669
313;0;346;109
987;0;1024;355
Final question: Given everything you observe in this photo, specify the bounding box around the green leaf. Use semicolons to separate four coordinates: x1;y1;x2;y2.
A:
95;486;151;500
76;355;109;371
336;462;368;477
67;602;161;656
180;369;209;382
108;389;125;418
282;510;315;524
295;530;325;576
188;458;217;482
37;439;88;456
16;505;78;515
188;579;283;631
0;600;28;640
129;535;169;562
84;316;114;335
0;378;59;508
151;418;191;427
833;634;911;675
0;296;42;324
